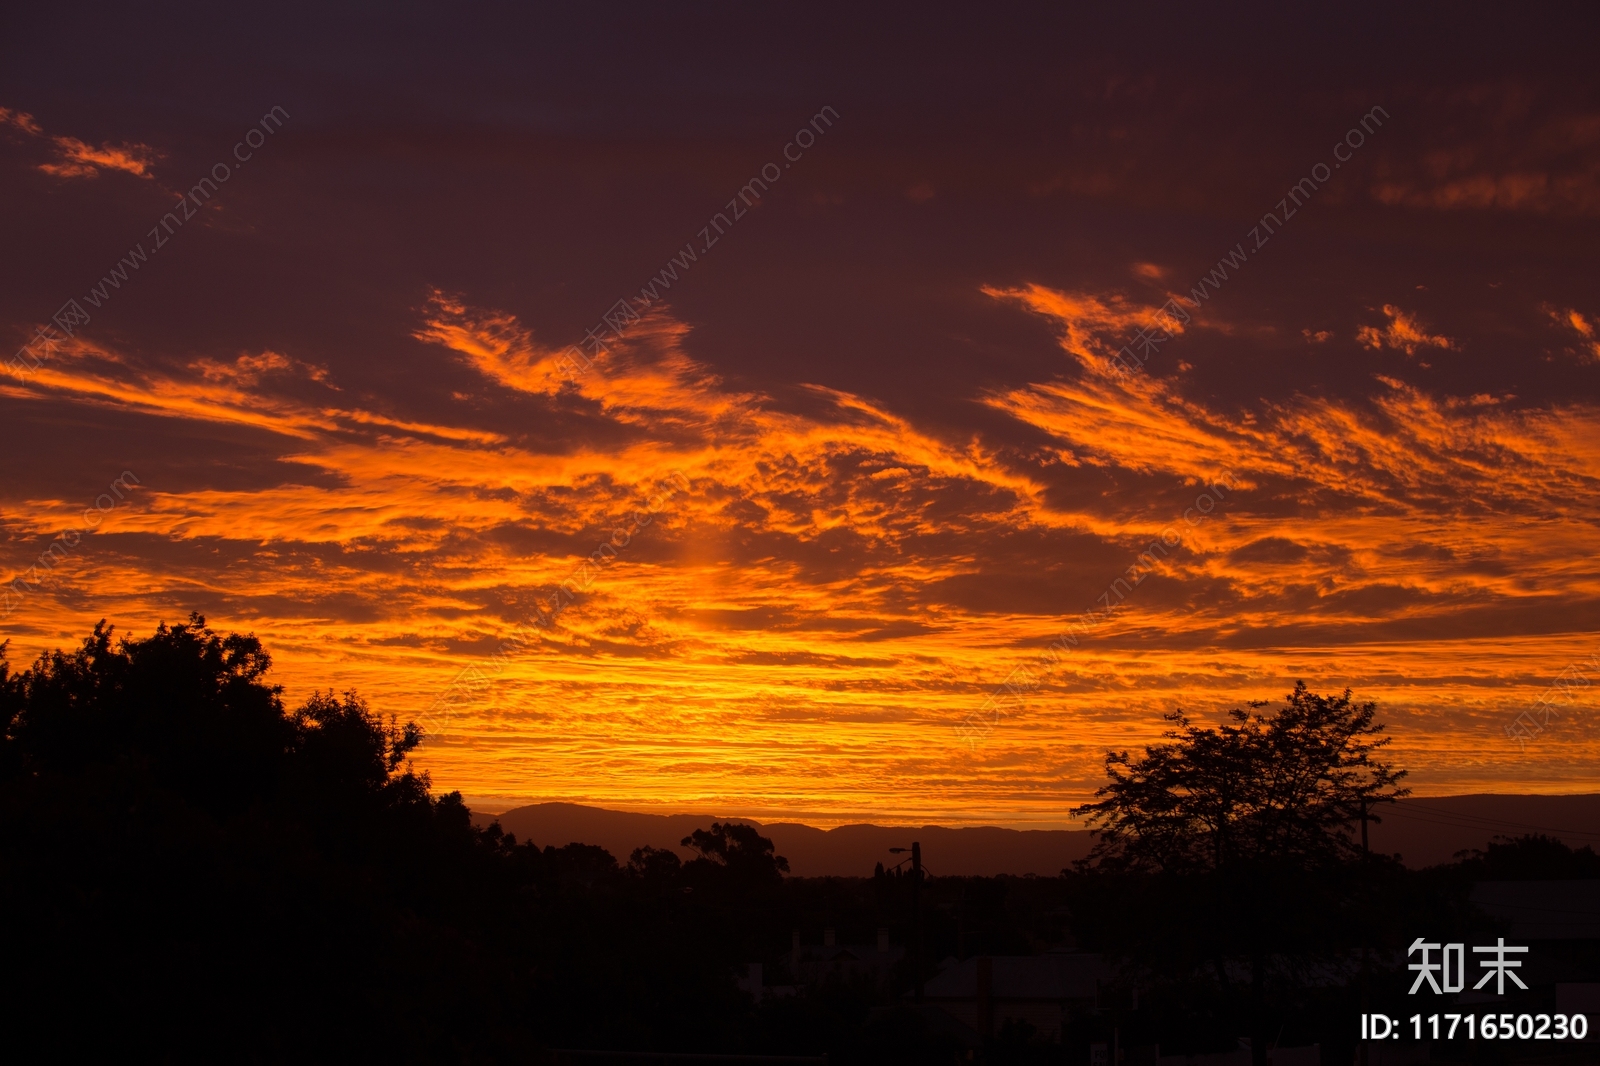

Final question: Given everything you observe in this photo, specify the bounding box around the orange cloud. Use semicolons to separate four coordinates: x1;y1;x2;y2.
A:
1547;306;1600;360
193;350;332;387
3;286;1598;825
1368;105;1600;217
39;137;159;179
1355;305;1458;355
412;292;566;396
982;282;1190;384
1372;172;1595;214
0;107;42;135
0;103;159;178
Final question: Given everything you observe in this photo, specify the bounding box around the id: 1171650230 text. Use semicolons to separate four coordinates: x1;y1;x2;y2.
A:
1360;1013;1589;1041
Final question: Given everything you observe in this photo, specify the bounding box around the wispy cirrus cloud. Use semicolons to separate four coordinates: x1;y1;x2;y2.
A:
1356;305;1459;356
5;281;1599;823
38;136;159;179
1369;89;1600;217
1547;306;1600;361
0;104;158;179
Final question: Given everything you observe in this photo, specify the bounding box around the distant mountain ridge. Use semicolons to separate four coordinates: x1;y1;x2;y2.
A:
473;794;1600;876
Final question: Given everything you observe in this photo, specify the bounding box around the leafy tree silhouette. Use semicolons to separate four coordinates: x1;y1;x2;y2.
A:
1449;833;1600;880
0;616;532;1062
0;617;799;1061
1074;683;1409;875
1070;684;1410;1066
629;843;685;882
682;821;791;881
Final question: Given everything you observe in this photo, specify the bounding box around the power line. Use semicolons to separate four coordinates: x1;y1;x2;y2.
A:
1380;800;1600;841
1394;798;1600;836
1385;810;1599;840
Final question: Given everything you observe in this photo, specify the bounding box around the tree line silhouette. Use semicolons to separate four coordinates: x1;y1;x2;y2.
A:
1;617;1592;1063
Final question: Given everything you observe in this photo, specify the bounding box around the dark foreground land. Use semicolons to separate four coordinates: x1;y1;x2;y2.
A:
2;618;1595;1063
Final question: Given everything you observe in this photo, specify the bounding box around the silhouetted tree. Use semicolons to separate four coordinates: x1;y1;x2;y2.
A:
1075;683;1409;875
682;821;791;881
0;618;804;1060
1448;833;1600;880
629;844;685;881
1070;684;1409;1066
0;617;527;1062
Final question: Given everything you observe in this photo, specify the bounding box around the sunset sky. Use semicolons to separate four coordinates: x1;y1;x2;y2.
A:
2;5;1597;826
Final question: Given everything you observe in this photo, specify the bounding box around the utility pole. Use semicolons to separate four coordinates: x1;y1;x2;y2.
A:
912;840;924;1002
1358;797;1369;1066
891;842;927;1002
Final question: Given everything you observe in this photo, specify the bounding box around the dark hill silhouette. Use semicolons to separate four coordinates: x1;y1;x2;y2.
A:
477;793;1600;874
474;804;1095;875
